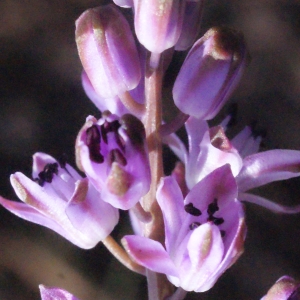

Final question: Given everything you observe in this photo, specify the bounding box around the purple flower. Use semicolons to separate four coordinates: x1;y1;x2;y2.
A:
168;116;300;213
75;4;141;98
173;27;247;120
0;153;119;249
133;0;186;53
76;113;150;210
261;276;300;300
122;165;246;292
39;285;80;300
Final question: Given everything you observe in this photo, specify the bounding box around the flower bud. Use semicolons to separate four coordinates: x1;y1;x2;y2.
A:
261;276;300;300
40;285;80;300
173;27;247;120
75;4;141;98
76;113;151;210
175;0;204;51
133;0;186;53
113;0;132;8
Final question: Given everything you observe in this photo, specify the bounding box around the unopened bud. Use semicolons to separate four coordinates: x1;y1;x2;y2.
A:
75;4;141;98
173;27;247;120
262;276;300;300
133;0;186;53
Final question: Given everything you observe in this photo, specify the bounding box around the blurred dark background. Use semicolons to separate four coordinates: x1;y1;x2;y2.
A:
1;0;300;299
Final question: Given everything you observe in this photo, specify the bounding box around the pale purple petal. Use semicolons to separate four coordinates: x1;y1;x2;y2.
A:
237;149;300;192
182;223;224;292
162;133;188;163
157;176;185;251
39;285;80;300
0;196;95;248
200;205;246;291
231;126;261;158
239;192;300;214
122;235;178;277
186;130;243;189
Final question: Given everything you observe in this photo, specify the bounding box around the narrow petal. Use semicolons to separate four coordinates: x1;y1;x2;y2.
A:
157;176;185;251
231;126;261;158
237;149;300;191
0;196;93;248
39;285;80;300
239;192;300;214
10;173;65;215
122;235;178;277
162;133;188;163
200;206;246;291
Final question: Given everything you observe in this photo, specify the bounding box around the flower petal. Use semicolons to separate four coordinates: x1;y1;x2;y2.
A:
180;223;224;292
39;285;80;300
157;176;186;251
237;149;300;191
122;235;178;277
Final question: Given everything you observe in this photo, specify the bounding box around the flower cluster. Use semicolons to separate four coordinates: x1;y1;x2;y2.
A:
1;1;300;299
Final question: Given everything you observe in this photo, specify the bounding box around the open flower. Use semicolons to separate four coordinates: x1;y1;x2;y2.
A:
167;116;300;213
76;113;150;210
123;165;245;292
39;285;80;300
261;276;300;300
0;153;119;249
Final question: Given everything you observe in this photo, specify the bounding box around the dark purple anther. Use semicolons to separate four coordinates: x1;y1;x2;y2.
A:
208;215;224;225
38;163;58;183
86;125;104;163
207;198;219;215
184;203;202;216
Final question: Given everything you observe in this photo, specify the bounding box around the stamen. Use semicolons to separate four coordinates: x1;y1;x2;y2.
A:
86;125;104;163
208;215;224;225
108;149;127;167
189;222;201;230
184;203;202;216
38;163;59;183
207;198;219;215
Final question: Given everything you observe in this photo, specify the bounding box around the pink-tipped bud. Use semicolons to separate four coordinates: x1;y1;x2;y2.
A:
133;0;186;53
175;0;205;51
261;276;300;300
173;27;247;120
75;4;141;98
